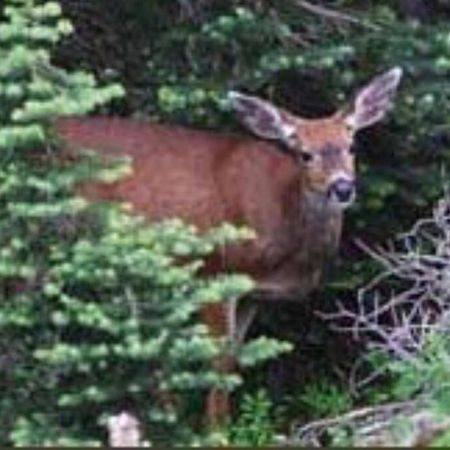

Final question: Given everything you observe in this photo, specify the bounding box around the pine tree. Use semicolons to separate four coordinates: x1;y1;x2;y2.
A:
0;1;291;445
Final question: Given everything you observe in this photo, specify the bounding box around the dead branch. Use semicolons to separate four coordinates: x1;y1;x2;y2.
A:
294;0;381;32
293;398;450;447
320;195;450;362
293;400;419;446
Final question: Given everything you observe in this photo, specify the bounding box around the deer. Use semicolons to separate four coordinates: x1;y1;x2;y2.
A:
54;67;403;425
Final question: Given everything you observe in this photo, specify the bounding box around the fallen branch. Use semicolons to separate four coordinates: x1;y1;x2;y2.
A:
293;400;419;446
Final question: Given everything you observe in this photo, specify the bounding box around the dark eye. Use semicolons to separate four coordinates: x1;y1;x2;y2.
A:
300;151;313;163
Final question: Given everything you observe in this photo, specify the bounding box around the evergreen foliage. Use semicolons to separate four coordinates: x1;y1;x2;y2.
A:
227;390;276;447
0;0;291;445
2;0;450;445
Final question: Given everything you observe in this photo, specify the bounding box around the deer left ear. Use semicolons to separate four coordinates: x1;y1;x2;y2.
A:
345;67;403;131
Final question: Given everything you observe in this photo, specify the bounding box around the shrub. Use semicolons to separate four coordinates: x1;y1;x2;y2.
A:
227;389;277;447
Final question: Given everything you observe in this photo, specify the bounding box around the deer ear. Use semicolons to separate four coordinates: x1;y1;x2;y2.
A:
345;67;403;131
228;91;296;141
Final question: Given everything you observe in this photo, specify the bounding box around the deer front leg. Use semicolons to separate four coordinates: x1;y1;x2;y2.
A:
201;298;258;427
201;302;235;427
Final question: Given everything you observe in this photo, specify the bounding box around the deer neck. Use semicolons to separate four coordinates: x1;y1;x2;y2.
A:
288;178;343;258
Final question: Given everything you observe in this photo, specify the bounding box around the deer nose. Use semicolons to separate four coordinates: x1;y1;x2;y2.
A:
329;178;355;204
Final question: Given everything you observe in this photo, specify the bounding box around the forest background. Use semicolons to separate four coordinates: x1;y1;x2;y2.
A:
1;0;450;446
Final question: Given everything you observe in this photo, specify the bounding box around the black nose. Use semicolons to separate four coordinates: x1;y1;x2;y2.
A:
330;178;355;203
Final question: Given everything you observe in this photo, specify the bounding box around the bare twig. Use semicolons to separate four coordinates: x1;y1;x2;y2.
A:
321;195;450;362
294;0;381;32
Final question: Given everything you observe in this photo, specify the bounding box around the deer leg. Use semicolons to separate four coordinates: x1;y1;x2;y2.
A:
201;297;258;427
201;301;236;427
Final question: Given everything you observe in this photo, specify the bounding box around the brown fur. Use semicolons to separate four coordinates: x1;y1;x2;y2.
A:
54;115;356;425
56;116;353;294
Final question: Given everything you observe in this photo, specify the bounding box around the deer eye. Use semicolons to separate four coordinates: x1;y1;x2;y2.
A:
300;151;314;163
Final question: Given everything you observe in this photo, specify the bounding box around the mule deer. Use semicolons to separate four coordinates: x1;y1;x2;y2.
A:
55;67;403;424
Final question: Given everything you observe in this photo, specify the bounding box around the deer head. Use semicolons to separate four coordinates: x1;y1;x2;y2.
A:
229;67;403;209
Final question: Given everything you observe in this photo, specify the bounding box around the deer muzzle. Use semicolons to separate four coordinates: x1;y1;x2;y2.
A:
328;177;355;207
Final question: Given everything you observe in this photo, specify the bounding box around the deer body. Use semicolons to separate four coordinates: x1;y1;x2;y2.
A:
54;68;403;425
57;117;342;300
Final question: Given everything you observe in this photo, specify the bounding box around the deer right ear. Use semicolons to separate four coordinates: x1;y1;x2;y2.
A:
345;67;403;131
228;91;296;142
